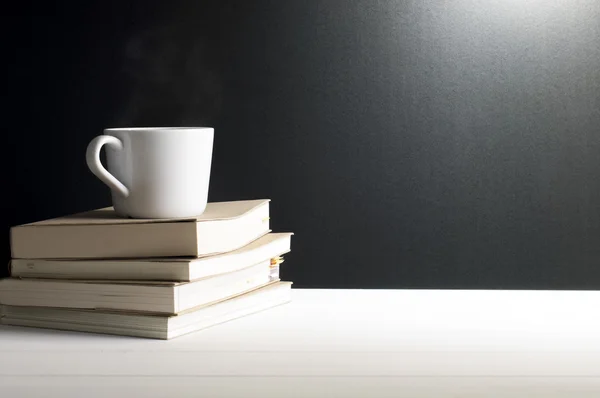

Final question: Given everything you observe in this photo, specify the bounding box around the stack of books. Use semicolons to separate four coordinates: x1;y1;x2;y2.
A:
0;199;293;339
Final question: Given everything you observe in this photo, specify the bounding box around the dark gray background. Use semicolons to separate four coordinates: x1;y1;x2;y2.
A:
5;1;599;288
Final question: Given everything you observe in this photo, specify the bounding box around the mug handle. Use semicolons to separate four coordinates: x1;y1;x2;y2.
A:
85;135;130;197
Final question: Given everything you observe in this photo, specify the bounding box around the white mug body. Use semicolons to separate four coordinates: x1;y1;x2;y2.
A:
87;127;214;218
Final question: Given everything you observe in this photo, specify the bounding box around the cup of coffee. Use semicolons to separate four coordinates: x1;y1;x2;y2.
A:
86;127;214;218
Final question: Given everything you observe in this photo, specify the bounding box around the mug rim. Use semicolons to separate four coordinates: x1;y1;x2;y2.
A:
104;127;213;132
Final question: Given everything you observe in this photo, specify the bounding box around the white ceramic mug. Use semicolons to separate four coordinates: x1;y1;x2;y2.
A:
86;127;214;219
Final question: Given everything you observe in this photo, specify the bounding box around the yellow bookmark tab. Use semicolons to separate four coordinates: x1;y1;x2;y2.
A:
270;256;284;266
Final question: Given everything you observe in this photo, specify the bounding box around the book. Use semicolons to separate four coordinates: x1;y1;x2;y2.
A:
10;232;293;282
0;281;292;339
9;199;270;259
0;260;281;315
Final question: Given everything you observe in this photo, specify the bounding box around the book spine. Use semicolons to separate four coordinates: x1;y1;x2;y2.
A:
10;222;198;259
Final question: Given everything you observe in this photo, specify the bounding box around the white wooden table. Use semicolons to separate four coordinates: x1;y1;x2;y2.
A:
2;288;600;397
